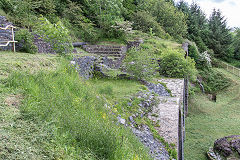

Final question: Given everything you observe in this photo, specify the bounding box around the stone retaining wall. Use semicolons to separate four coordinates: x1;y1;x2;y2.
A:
0;16;14;51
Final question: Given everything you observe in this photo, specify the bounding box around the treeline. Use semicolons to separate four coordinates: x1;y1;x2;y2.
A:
0;0;186;41
177;1;239;63
0;0;239;63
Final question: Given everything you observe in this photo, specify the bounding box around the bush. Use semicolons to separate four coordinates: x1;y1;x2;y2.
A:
123;48;159;80
159;49;197;80
35;17;73;55
15;29;38;54
199;68;231;94
188;43;200;63
131;11;171;39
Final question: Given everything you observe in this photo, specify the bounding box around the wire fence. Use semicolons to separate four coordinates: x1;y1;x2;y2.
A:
219;61;240;77
178;78;188;160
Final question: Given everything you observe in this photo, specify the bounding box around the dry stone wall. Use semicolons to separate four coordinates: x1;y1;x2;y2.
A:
0;16;14;51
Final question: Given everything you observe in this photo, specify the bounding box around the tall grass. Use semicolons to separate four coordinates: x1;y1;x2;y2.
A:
6;60;152;159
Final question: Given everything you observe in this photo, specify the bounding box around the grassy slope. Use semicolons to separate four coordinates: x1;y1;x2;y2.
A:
0;52;59;159
0;51;59;80
0;51;153;159
184;68;240;160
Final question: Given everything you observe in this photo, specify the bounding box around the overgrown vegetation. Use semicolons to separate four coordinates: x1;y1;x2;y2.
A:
15;29;38;54
159;49;197;80
123;48;158;80
2;59;152;160
1;0;240;159
199;68;231;94
35;17;73;55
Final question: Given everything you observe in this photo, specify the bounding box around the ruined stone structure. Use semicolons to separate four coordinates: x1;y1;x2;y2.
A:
0;16;15;51
148;78;185;159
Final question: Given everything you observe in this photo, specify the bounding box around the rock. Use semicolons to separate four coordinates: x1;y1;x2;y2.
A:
145;82;170;96
73;56;96;79
129;116;135;123
127;102;132;106
131;125;170;160
33;34;56;54
208;135;240;160
117;116;126;125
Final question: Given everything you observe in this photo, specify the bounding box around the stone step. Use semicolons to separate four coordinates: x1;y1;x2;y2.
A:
82;45;127;55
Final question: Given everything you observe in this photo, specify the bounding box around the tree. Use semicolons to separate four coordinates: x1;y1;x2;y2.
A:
232;28;240;60
138;0;187;40
177;1;209;52
207;9;233;60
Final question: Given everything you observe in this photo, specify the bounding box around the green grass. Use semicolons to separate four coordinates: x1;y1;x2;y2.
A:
88;78;149;120
0;52;152;159
0;52;60;159
0;51;59;80
185;68;240;160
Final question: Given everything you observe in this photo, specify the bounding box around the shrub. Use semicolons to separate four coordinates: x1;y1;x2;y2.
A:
199;68;231;94
123;48;159;80
15;28;38;54
159;49;197;80
35;17;73;55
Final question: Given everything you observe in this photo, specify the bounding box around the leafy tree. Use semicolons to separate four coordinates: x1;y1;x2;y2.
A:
207;9;233;60
80;0;125;37
149;0;187;39
131;11;170;39
62;0;99;41
122;0;137;20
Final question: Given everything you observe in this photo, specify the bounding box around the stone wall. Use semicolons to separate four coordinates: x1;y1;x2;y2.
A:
0;16;14;51
33;34;56;54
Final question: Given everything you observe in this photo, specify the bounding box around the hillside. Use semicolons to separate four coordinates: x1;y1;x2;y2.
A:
1;0;240;159
185;68;240;159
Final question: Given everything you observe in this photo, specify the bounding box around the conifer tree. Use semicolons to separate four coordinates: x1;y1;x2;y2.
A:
177;1;209;52
207;9;233;60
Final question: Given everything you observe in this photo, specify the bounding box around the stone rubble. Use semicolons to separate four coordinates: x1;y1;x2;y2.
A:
128;90;171;160
145;82;170;96
73;56;96;79
132;125;170;160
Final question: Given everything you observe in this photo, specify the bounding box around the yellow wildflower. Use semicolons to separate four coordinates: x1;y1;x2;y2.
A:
102;113;106;119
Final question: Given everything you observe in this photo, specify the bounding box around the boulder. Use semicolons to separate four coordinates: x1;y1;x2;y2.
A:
208;135;240;160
